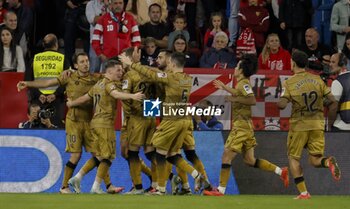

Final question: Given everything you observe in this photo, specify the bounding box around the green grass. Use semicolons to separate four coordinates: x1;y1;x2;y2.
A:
0;194;349;209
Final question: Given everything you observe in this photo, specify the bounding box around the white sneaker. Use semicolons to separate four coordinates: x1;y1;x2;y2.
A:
68;176;81;194
90;187;106;194
194;174;203;192
124;188;144;195
59;187;72;194
171;175;181;195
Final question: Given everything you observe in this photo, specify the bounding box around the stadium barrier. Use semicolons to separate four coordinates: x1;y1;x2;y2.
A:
0;129;238;194
1;129;349;195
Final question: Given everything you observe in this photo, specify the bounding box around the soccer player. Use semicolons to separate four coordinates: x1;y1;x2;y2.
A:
119;51;204;195
120;47;159;194
17;52;123;194
277;50;341;199
204;54;289;196
66;60;144;194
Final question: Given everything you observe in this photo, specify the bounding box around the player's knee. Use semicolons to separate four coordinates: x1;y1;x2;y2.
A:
246;158;258;167
184;150;198;163
145;151;155;162
70;153;81;163
93;157;100;167
166;154;181;165
101;159;112;167
128;150;139;160
66;161;77;169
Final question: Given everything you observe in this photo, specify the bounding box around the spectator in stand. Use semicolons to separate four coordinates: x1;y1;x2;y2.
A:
312;0;334;46
86;0;108;72
0;0;7;25
226;0;239;47
193;99;223;131
126;0;167;25
203;12;229;49
298;28;334;72
279;0;312;51
167;13;190;50
6;0;33;60
331;0;350;51
64;0;90;66
238;0;270;54
0;27;24;72
140;37;159;67
171;34;198;67
199;31;236;69
92;0;141;67
139;3;169;49
328;54;350;131
342;33;350;71
258;33;291;71
18;103;57;129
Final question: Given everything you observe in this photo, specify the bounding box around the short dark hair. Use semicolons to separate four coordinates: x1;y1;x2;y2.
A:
27;103;40;114
170;52;186;68
148;3;161;13
42;35;58;49
123;47;134;58
72;52;88;64
240;54;258;77
292;50;308;68
159;49;172;57
173;13;187;23
105;59;122;70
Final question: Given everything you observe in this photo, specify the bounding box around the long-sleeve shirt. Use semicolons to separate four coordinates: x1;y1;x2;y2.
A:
92;11;141;58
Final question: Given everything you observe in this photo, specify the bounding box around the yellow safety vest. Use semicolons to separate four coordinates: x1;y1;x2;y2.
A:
33;51;64;94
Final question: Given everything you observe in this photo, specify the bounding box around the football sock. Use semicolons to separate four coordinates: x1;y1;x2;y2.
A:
321;157;329;168
96;160;111;182
140;158;152;178
254;158;277;172
185;150;209;180
176;166;188;184
103;170;111;188
81;157;98;175
168;155;196;176
155;152;167;188
128;150;142;189
62;161;77;188
219;164;231;187
295;176;307;194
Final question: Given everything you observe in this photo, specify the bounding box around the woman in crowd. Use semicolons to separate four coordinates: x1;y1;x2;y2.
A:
258;33;291;71
200;31;236;69
171;34;198;67
0;27;25;72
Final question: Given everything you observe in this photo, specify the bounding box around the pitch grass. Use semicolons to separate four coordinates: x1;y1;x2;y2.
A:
0;194;349;209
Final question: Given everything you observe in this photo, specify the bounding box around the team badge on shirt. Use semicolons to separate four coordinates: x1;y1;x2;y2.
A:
281;87;285;97
243;84;253;94
157;72;167;78
122;80;128;89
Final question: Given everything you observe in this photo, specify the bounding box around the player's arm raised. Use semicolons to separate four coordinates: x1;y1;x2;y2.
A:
66;94;91;108
277;81;289;109
110;89;145;101
213;80;238;96
119;53;169;83
17;79;59;92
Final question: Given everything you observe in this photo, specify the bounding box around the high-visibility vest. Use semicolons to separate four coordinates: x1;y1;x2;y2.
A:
33;51;64;94
337;72;350;123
